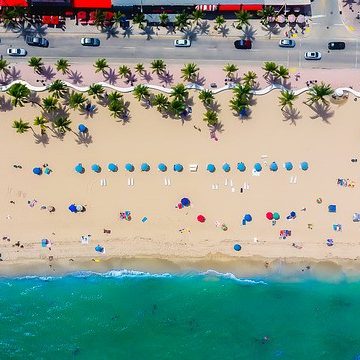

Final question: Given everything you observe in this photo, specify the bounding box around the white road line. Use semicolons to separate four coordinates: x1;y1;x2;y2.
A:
356;40;358;68
122;46;135;49
311;14;326;18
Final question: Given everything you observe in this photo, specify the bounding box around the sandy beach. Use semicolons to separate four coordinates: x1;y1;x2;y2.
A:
1;63;360;277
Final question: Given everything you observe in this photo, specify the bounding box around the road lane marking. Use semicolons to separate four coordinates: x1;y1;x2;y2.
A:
311;14;326;18
122;46;135;49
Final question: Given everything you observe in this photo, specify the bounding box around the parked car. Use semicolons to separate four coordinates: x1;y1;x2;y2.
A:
234;39;252;49
80;37;100;46
328;41;345;50
26;36;49;47
304;51;321;60
279;39;296;48
174;39;191;47
7;48;27;56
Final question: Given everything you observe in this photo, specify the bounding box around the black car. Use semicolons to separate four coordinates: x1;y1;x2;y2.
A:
26;36;49;48
328;42;345;50
234;39;252;49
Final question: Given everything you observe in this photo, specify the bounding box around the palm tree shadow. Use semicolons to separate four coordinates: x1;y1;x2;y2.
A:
309;103;334;124
242;25;257;41
33;132;50;146
30;23;48;37
79;103;98;118
101;25;119;39
67;70;83;85
122;25;133;38
0;94;13;111
103;68;119;85
51;128;65;140
194;75;206;86
210;121;224;134
142;71;153;83
12;21;32;39
158;72;174;86
282;106;301;125
209;101;221;112
182;27;198;41
43;105;70;122
75;132;93;146
218;25;230;37
6;66;22;82
196;21;210;35
41;65;56;81
28;92;41;107
140;26;155;40
186;96;194;107
262;24;280;39
166;25;176;35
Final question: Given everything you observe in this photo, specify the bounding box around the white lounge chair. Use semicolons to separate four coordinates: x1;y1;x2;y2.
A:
189;164;198;172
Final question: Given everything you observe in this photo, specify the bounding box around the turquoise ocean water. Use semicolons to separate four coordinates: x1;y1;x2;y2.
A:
1;270;360;360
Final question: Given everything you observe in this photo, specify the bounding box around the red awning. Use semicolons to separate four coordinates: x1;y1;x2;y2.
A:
73;0;111;9
77;11;87;20
218;4;241;11
242;4;263;11
0;0;27;6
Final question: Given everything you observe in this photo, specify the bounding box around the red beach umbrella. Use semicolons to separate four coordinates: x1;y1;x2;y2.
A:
197;215;206;223
266;212;273;220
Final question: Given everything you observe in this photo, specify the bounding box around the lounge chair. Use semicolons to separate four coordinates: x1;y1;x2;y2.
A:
189;164;198;172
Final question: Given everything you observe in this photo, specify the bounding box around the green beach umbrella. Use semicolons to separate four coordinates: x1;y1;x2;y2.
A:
273;212;280;220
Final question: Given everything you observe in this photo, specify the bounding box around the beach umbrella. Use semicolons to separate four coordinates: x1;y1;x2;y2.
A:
91;164;101;173
125;163;134;172
181;198;190;207
47;206;55;213
276;14;286;23
222;163;230;172
296;14;305;24
68;204;77;213
108;163;118;172
234;244;241;251
197;214;206;223
78;124;88;133
158;163;167;172
254;163;262;172
141;163;150;172
270;162;278;172
33;167;42;175
284;162;293;171
75;163;84;174
207;164;216;173
244;214;252;222
174;164;183;172
300;161;309;171
273;212;280;220
76;205;84;212
95;245;104;253
266;212;273;220
237;162;246;172
287;14;296;23
290;211;296;218
41;239;49;248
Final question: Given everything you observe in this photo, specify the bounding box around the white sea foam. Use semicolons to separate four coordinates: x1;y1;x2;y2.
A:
200;269;268;285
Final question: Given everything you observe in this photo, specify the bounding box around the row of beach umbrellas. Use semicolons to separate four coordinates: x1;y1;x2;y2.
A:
269;14;305;24
74;162;309;174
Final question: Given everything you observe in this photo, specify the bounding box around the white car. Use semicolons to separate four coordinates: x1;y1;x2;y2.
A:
279;39;296;48
174;39;191;47
7;48;27;56
304;51;321;60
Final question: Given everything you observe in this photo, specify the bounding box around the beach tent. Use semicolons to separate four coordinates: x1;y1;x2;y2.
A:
233;244;241;251
254;163;262;172
273;212;280;220
91;164;101;173
290;211;296;218
237;162;246;172
141;163;150;172
222;163;230;172
244;214;252;222
270;162;278;172
125;163;134;172
174;164;183;172
207;164;216;173
300;161;309;171
284;162;293;171
78;124;88;133
266;212;273;220
197;214;206;223
181;198;190;207
108;163;118;172
33;167;42;175
158;163;167;172
68;204;77;213
75;163;85;174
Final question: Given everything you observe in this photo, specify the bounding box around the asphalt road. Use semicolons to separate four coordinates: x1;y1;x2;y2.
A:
0;32;358;69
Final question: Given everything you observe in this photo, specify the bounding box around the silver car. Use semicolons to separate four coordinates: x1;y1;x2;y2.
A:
7;48;27;56
279;39;296;48
304;51;321;60
174;39;191;47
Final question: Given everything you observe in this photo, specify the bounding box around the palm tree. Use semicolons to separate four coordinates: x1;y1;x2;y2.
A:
133;84;150;101
107;91;123;104
108;99;125;118
159;13;169;27
113;11;125;25
230;96;250;116
257;6;275;25
174;12;190;30
54;116;72;134
0;58;9;75
203;110;218;126
232;83;251;102
181;63;199;82
275;65;290;80
262;61;278;79
33;116;48;134
42;96;58;112
223;63;239;79
94;58;109;74
235;10;251;30
28;57;43;74
152;93;169;112
198;89;214;107
169;99;186;117
242;71;258;87
150;59;166;75
214;15;225;30
305;82;334;106
68;91;86;110
48;79;67;99
133;13;145;29
12;119;31;134
7;83;30;107
94;10;105;28
191;9;204;25
278;90;297;110
88;84;105;100
171;83;189;101
118;65;131;79
56;58;70;75
134;63;145;75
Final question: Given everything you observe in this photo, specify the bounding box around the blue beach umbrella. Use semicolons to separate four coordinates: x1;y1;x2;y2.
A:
207;164;215;173
222;163;230;172
125;163;134;172
284;162;293;171
75;163;84;174
300;161;309;171
174;164;183;172
108;163;118;172
244;214;252;222
181;198;190;207
33;167;42;175
158;163;167;172
233;244;242;251
141;163;150;172
91;164;101;173
290;211;296;218
237;162;246;172
254;163;262;172
95;245;104;253
68;204;77;213
270;162;278;172
78;124;88;133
